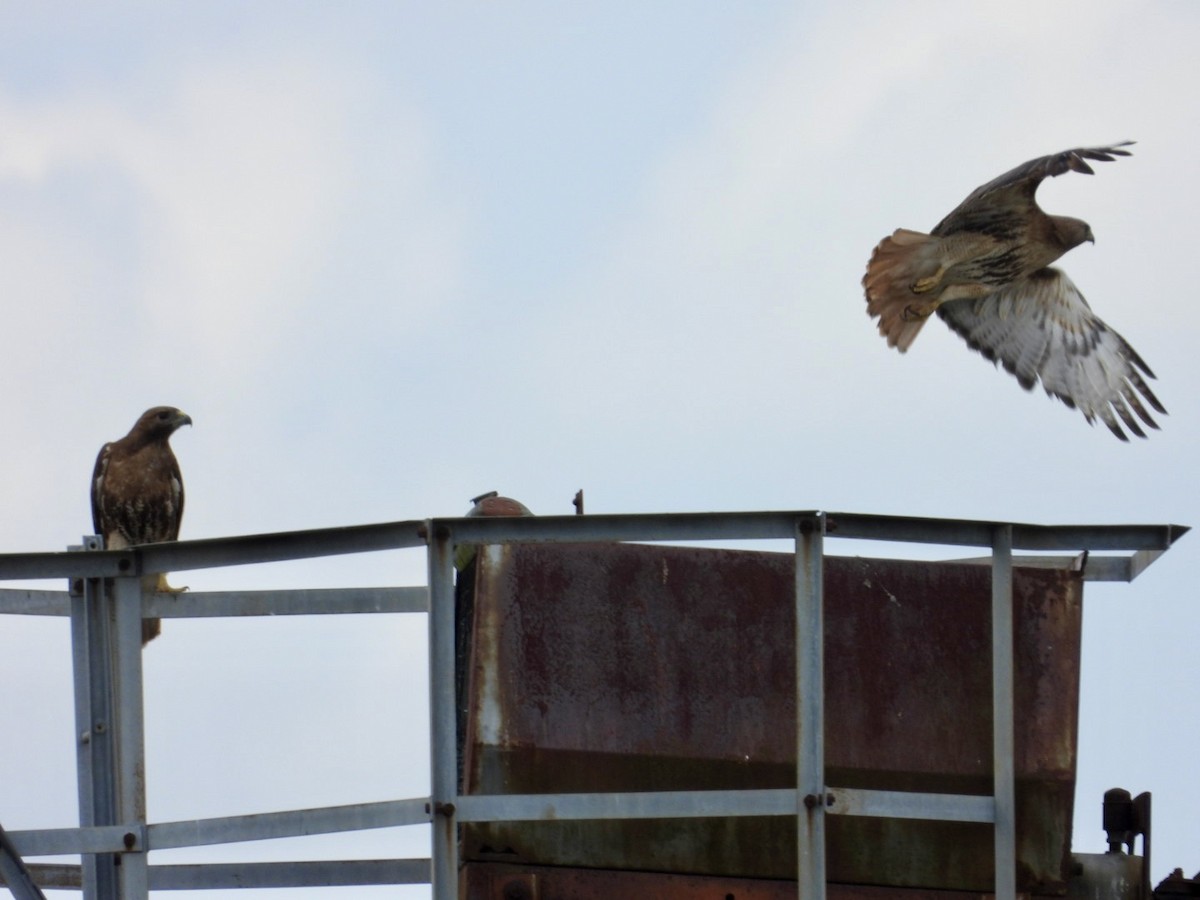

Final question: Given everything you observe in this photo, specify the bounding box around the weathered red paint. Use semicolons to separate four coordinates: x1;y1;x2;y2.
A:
462;861;1037;900
461;542;1083;893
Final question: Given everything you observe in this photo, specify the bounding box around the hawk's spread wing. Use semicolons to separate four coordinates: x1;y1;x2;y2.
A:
934;143;1134;237
937;268;1164;440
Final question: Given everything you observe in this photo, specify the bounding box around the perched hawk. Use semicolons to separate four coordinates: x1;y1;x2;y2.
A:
91;406;192;644
863;143;1165;440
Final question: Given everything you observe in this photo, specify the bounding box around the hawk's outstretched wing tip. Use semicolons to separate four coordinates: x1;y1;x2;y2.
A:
937;269;1164;440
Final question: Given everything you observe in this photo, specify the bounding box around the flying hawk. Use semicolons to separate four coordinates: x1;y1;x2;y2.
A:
91;406;192;644
863;143;1165;440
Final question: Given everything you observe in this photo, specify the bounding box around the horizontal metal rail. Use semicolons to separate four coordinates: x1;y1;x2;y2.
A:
141;586;429;617
826;787;995;823
149;799;430;850
454;787;995;824
455;789;800;823
25;859;432;891
7;825;141;857
0;511;1183;583
9;799;430;857
0;586;429;618
431;511;1184;552
5;785;999;856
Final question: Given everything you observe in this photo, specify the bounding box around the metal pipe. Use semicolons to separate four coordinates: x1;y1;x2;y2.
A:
0;513;1184;582
0;819;48;900
71;571;119;900
992;524;1016;900
113;577;148;898
426;522;458;900
796;514;826;900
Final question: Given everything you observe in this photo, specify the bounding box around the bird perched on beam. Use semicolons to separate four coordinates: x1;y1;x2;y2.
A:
91;406;192;644
863;142;1165;440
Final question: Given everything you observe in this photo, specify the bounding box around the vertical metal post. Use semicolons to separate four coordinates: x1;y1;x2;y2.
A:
795;514;826;900
112;575;148;898
71;541;149;900
426;522;458;900
71;557;120;900
991;524;1016;900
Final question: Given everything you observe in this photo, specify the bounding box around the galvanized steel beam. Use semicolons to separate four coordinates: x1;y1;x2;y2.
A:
0;588;69;616
0;587;429;618
992;525;1017;900
0;513;1184;583
426;522;458;900
23;859;432;891
796;515;826;900
143;586;428;617
7;824;139;858
71;567;121;900
0;819;48;900
112;576;148;898
144;859;431;889
455;789;799;823
824;787;994;823
147;799;430;849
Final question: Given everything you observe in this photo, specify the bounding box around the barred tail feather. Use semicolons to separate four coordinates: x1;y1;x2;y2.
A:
863;228;936;352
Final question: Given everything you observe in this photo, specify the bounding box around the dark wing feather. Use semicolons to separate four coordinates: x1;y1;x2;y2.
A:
90;443;112;536
933;143;1134;237
936;267;1165;440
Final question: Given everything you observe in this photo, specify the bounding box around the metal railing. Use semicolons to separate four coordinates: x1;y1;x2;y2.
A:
0;510;1186;900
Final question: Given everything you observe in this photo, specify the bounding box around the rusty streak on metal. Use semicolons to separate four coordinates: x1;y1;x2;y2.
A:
461;542;1084;893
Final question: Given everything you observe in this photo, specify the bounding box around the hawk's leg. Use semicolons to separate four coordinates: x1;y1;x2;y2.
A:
155;573;189;594
910;264;946;295
902;298;941;321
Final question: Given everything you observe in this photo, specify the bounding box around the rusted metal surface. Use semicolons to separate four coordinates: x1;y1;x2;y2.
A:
1068;854;1144;900
462;861;1036;900
1155;868;1200;897
461;542;1084;893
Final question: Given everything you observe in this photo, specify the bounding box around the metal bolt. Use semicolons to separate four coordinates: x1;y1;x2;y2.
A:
123;832;136;850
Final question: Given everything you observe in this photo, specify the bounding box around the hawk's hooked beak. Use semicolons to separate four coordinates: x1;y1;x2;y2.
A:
1085;227;1095;244
176;412;193;429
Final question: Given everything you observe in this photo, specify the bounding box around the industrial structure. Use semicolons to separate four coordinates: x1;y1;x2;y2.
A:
0;507;1191;899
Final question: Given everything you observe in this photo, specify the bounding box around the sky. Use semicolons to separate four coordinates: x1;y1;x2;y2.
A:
0;1;1197;896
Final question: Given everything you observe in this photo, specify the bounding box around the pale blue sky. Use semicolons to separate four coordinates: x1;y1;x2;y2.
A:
0;2;1197;896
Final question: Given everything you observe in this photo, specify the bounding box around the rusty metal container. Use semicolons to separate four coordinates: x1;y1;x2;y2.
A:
458;542;1083;895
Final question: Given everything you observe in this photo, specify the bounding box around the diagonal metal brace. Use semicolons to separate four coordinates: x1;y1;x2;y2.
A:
0;818;48;900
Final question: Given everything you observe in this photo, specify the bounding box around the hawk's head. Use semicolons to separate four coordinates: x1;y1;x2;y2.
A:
131;406;193;442
1052;215;1095;251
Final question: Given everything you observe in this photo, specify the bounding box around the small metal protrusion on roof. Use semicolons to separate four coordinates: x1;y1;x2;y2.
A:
1103;788;1138;854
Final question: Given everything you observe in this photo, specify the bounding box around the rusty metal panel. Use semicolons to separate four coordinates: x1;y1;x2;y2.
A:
461;543;1083;894
462;861;1027;900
